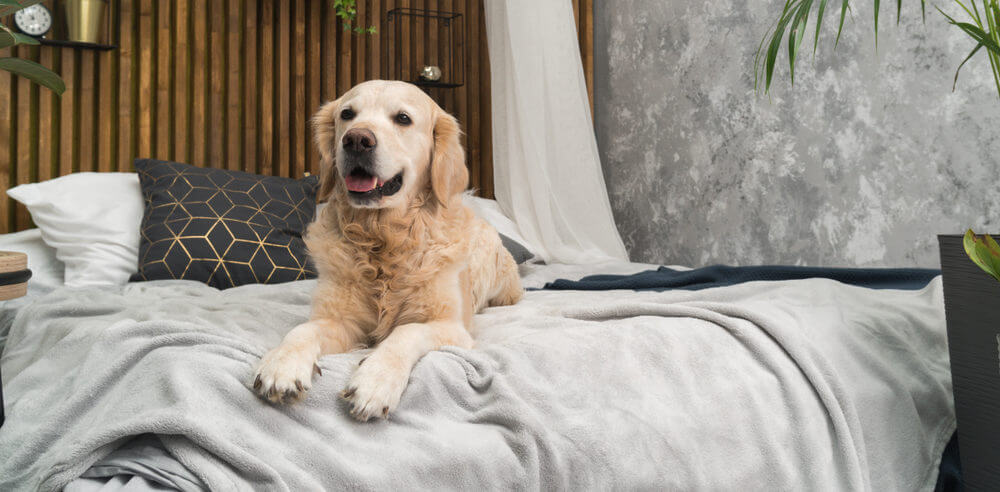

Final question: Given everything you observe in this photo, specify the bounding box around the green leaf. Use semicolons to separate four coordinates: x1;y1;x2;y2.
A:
0;29;40;50
0;0;42;17
763;2;797;93
835;0;850;47
953;42;983;90
0;57;65;94
939;11;1000;58
874;0;881;48
789;1;814;85
12;32;39;45
814;0;830;56
964;229;1000;282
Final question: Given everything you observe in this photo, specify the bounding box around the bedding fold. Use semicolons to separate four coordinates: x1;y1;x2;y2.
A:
0;275;953;491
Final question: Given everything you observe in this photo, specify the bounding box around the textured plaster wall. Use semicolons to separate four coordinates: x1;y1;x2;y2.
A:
595;1;1000;267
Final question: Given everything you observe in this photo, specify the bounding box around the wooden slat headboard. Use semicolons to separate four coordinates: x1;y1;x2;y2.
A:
0;0;594;234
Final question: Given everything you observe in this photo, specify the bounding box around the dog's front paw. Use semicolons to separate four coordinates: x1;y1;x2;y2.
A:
341;353;409;421
253;346;322;404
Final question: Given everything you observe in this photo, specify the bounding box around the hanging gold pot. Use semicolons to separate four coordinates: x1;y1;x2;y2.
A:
65;0;106;44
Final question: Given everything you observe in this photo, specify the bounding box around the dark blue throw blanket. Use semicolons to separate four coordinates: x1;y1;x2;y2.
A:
543;263;958;491
542;265;941;292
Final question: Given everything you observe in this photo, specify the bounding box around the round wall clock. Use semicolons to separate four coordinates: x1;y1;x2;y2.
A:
14;4;53;38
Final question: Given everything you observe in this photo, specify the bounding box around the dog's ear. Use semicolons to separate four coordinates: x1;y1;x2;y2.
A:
430;110;468;206
312;98;341;202
317;154;337;202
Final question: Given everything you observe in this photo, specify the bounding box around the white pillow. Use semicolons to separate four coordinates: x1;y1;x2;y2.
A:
7;173;144;287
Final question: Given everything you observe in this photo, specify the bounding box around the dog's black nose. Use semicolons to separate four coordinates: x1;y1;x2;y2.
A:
343;128;376;153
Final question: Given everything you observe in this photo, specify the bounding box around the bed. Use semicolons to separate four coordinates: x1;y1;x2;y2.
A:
0;169;957;491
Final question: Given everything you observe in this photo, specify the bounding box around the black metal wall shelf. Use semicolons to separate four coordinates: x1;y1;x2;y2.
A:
384;8;465;89
38;38;116;51
412;80;463;89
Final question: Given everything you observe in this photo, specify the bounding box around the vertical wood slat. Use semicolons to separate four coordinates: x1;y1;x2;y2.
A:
243;0;257;174
79;50;96;173
191;0;207;166
209;0;226;169
136;0;152;162
1;0;595;232
227;0;242;171
277;1;291;178
38;47;56;181
0;48;10;232
294;0;306;178
478;0;493;199
156;0;172;160
465;0;479;193
98;27;114;172
15;47;35;230
174;0;190;164
59;48;76;177
306;0;322;175
258;0;274;176
117;0;134;171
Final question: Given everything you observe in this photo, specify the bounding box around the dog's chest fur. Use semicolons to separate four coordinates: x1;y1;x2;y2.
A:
306;203;470;341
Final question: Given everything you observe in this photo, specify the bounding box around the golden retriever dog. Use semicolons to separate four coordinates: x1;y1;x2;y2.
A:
252;80;523;421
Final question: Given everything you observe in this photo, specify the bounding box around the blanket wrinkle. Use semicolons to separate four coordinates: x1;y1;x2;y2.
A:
438;347;495;391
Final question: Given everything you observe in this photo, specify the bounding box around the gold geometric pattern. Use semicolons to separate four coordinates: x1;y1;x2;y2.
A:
131;159;319;289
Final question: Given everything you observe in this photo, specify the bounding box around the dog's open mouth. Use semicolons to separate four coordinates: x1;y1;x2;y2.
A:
344;169;403;198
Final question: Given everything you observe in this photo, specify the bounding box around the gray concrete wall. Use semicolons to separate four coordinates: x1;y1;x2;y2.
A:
595;1;1000;267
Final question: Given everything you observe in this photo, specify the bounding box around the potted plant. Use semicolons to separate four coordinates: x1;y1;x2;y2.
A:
755;2;1000;488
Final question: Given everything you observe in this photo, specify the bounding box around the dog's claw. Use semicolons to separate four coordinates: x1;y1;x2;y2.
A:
382;406;389;418
358;356;368;366
295;380;304;392
314;363;322;376
342;387;356;399
253;375;262;390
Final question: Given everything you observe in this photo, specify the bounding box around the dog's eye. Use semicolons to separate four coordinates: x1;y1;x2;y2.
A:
340;108;356;120
394;112;412;126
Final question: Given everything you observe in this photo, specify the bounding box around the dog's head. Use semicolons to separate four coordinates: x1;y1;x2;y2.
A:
312;80;468;210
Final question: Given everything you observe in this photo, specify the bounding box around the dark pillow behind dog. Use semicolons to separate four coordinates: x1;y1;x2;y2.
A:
130;159;319;289
498;233;536;264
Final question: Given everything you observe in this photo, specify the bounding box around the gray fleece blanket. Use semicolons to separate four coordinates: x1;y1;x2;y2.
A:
0;276;953;491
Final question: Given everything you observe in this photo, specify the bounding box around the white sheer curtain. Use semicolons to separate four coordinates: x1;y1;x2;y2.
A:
484;0;629;264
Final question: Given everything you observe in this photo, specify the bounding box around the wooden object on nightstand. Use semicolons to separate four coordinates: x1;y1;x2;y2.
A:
0;251;31;300
0;250;31;428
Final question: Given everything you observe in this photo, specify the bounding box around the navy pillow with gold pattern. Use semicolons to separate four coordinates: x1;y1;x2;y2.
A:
131;159;319;289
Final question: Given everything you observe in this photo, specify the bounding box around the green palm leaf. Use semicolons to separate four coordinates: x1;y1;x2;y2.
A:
0;57;66;95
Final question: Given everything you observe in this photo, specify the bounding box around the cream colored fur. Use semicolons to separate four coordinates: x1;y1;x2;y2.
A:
252;80;522;421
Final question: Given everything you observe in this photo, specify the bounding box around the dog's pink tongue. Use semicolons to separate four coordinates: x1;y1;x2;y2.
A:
345;174;378;192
